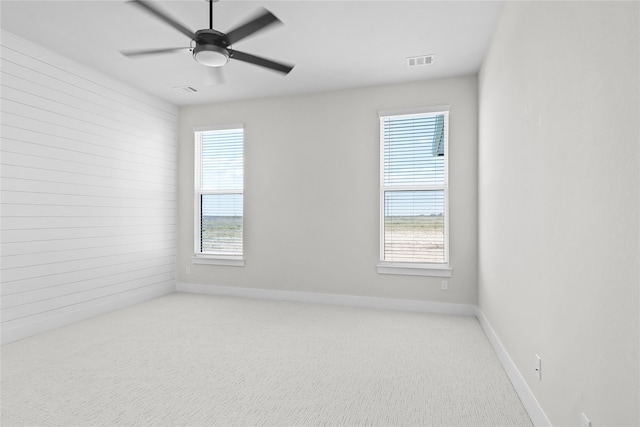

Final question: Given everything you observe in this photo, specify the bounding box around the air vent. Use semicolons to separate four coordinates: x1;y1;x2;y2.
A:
174;86;199;94
407;55;435;68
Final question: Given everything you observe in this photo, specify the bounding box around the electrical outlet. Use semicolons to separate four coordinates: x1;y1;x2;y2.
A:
581;412;591;427
186;266;191;275
535;354;541;380
441;280;448;290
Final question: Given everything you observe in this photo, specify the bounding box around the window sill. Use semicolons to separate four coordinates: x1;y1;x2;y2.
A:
192;255;244;267
377;262;451;277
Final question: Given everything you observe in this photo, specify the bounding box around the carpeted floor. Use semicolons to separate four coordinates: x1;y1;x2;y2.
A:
1;292;532;426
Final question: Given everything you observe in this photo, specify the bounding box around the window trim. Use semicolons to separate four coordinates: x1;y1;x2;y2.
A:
193;124;245;265
377;107;451;277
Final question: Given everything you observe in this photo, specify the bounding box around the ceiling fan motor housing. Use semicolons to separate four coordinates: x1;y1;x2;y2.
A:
192;29;229;67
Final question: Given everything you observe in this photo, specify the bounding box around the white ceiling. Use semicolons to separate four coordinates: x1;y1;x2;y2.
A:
0;0;504;106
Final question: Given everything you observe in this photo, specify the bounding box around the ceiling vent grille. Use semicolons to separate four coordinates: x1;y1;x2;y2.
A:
407;55;435;68
174;86;199;94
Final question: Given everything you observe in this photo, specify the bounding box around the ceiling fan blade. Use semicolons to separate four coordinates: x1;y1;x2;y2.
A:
230;50;294;75
129;0;196;40
120;47;188;57
204;66;225;86
225;9;281;45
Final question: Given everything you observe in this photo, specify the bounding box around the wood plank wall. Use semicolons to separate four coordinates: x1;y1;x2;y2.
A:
1;31;178;344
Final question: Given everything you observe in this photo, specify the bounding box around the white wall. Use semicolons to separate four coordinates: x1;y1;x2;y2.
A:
478;2;639;426
0;31;178;344
178;76;478;305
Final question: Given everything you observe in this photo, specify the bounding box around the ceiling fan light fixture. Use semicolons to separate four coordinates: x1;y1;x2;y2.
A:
193;44;229;67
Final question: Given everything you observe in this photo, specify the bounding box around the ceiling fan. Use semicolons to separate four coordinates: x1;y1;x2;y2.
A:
120;0;294;75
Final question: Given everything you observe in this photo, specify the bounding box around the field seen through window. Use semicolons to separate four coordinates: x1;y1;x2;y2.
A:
384;214;445;263
201;214;445;263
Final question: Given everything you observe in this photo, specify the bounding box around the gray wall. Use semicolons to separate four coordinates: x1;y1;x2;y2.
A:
178;76;478;305
478;2;639;425
0;31;178;344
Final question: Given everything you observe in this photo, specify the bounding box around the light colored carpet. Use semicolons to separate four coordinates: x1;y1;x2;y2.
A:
1;292;532;426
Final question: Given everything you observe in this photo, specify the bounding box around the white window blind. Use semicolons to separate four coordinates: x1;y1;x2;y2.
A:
380;110;449;265
194;127;244;259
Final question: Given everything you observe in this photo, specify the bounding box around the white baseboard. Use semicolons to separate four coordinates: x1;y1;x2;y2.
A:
176;282;478;316
477;310;552;427
1;283;175;345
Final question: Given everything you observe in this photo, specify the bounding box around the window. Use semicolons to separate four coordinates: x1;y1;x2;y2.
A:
194;125;244;266
378;108;451;277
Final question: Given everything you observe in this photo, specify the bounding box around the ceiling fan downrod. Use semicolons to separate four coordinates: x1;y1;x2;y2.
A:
208;0;219;30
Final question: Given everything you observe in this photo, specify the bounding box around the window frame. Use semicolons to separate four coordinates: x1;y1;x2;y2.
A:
377;107;452;277
193;124;245;267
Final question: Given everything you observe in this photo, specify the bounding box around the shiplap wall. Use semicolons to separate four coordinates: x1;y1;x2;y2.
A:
0;31;178;344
